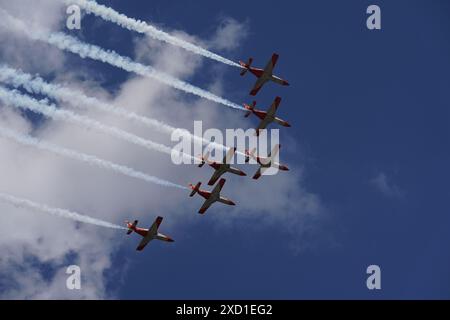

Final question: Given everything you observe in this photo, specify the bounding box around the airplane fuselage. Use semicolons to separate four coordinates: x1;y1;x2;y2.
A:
255;156;289;171
129;226;149;237
197;188;232;204
247;67;288;86
197;189;213;200
253;109;268;120
248;67;265;78
251;110;290;129
209;162;228;170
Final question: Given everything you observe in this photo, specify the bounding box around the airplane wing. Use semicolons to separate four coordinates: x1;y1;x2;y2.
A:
227;166;245;176
212;178;226;195
198;197;214;214
256;117;271;132
250;77;267;96
148;216;163;236
269;144;280;159
222;148;236;164
200;179;226;213
136;235;153;251
255;144;280;169
253;167;270;180
266;97;282;117
207;168;223;186
263;53;279;75
136;216;163;251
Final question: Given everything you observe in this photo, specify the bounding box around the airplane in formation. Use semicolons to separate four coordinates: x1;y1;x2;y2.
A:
125;216;174;251
245;144;289;180
239;53;289;96
188;178;236;214
126;53;292;251
198;147;247;185
244;96;291;136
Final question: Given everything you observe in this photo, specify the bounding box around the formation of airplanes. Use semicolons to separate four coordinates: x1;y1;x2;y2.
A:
127;54;291;251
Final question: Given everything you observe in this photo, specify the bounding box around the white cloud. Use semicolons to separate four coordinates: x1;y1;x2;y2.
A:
370;172;404;198
209;17;249;52
0;0;67;74
0;2;323;299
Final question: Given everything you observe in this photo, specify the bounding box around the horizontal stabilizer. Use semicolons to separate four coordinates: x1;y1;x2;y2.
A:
189;182;201;197
239;57;253;76
126;220;138;235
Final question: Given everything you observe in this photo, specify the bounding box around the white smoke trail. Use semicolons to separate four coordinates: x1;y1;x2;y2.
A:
0;64;230;155
67;0;242;68
0;192;126;230
0;9;244;111
0;65;176;134
0;86;195;163
0;127;188;190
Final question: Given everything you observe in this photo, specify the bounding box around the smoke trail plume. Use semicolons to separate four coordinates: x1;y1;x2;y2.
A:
0;127;188;190
0;9;244;111
0;65;176;133
0;192;126;230
0;86;194;162
0;64;229;154
68;0;242;68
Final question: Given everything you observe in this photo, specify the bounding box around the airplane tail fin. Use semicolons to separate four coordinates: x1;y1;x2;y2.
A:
126;220;138;235
239;58;253;76
189;182;201;197
243;101;256;118
198;151;210;168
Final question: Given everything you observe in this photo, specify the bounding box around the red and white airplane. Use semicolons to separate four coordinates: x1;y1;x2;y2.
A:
198;147;246;185
125;216;174;251
244;96;291;136
239;53;289;96
245;144;289;180
189;178;236;214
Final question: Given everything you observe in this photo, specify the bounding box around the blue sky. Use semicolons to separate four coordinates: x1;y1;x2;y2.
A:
88;0;450;299
0;0;449;299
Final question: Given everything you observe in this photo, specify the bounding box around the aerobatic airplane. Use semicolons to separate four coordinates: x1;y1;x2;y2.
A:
125;216;174;251
239;53;289;96
198;147;247;185
188;178;236;214
244;96;291;136
245;144;289;180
